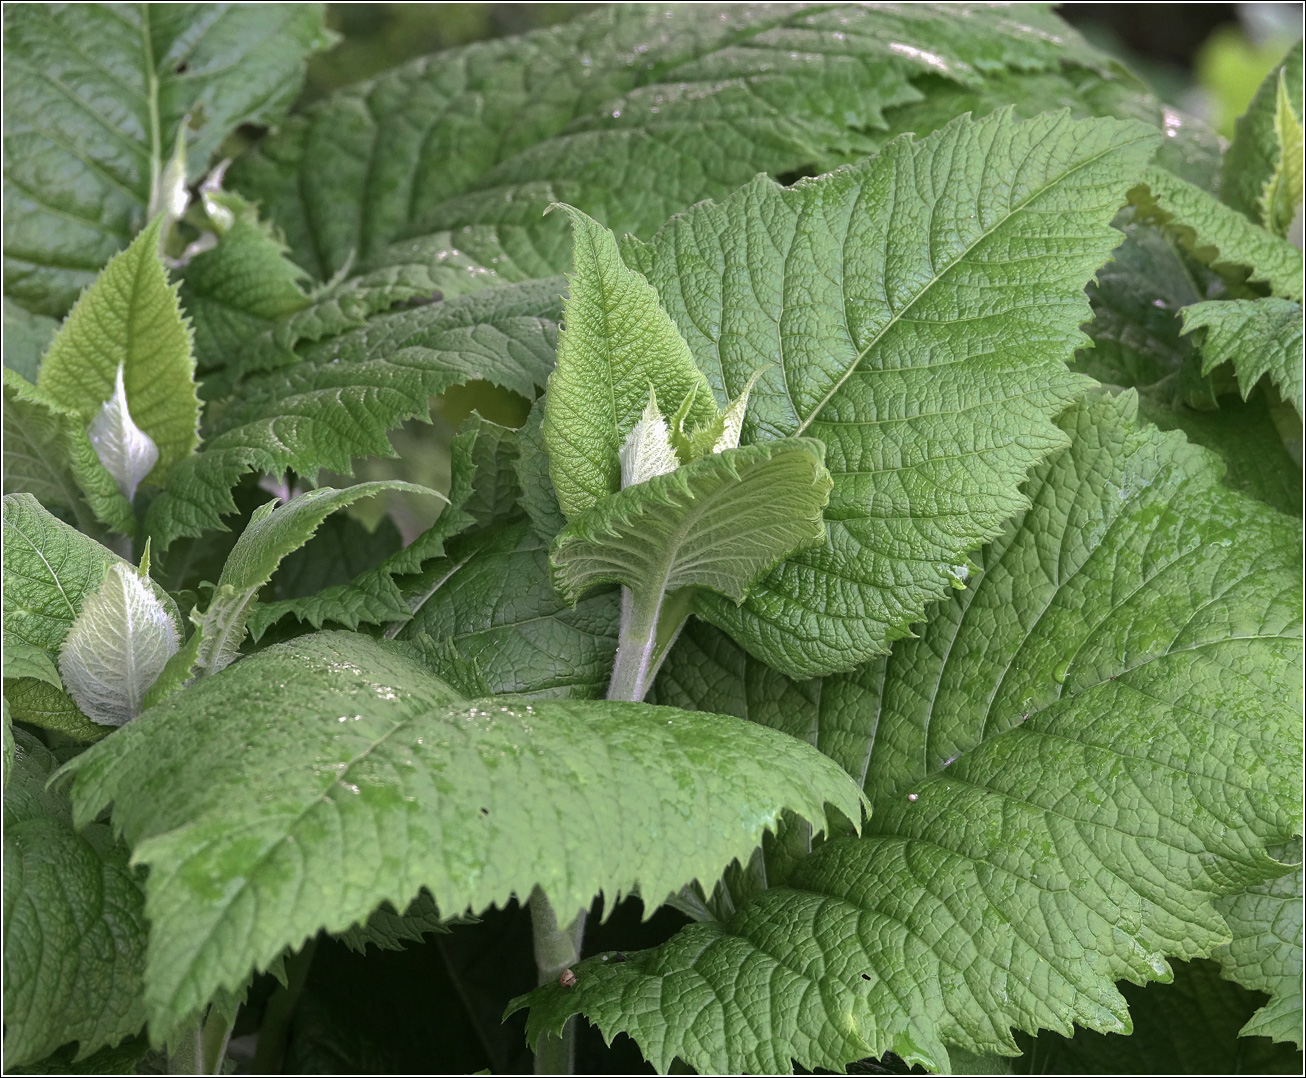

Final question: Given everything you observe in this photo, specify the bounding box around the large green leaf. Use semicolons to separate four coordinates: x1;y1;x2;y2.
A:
3;298;57;381
60;630;864;1037
1130;166;1304;301
1212;838;1303;1046
36;218;200;487
399;519;620;699
1014;958;1302;1074
3;729;147;1066
144;278;561;547
228;3;1111;283
543;207;716;520
552;439;831;606
1183;298;1305;417
2;2;330;315
1220;40;1304;234
521;393;1302;1073
621;109;1157;677
2;494;179;739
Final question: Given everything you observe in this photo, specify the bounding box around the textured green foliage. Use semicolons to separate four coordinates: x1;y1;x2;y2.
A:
399;519;620;699
2;494;178;739
186;481;442;678
622;109;1156;677
543;207;716;519
3;370;135;535
2;2;330;315
3;298;57;381
1213;839;1303;1045
144;278;561;547
1130;166;1304;300
552;440;831;606
228;3;1111;284
247;414;512;639
522;393;1303;1073
36;219;200;486
1221;40;1304;233
1014;959;1303;1074
1183;298;1305;415
178;217;310;375
334;890;451;955
3;729;147;1066
61;631;864;1036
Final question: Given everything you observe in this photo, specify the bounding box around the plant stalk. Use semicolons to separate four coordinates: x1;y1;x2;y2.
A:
251;937;318;1074
529;886;586;1074
607;586;693;703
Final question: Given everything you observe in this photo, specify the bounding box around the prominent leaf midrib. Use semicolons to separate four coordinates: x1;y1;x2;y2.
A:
791;128;1140;437
8;519;80;621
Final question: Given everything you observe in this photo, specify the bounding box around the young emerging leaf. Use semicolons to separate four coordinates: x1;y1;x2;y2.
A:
1221;39;1304;232
58;562;181;727
623;109;1159;677
37;218;201;486
619;390;680;489
552;440;832;608
526;393;1302;1073
86;366;160;503
1261;70;1305;237
2;494;180;739
59;631;865;1038
2;369;135;535
1183;297;1305;415
543;206;718;519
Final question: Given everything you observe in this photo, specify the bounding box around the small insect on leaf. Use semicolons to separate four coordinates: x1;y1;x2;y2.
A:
559;969;577;988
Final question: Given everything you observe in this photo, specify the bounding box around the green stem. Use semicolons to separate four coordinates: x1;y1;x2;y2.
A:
529;887;586;1075
199;1006;235;1075
606;586;693;703
252;938;318;1074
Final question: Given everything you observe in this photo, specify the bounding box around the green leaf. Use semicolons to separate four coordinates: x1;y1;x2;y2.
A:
1183;298;1305;416
3;298;57;381
144;278;561;547
178;217;310;375
2;641;62;690
1130;166;1304;300
398;519;620;699
1212;838;1303;1046
623;109;1158;677
227;3;1111;283
2;493;179;738
3;369;136;535
1220;40;1304;232
3;728;147;1066
544;206;717;519
58;562;180;727
1014;959;1303;1074
515;397;568;543
552;439;831;606
2;2;331;315
245;414;509;639
36;218;200;487
1262;69;1305;238
187;481;444;678
334;890;453;955
525;393;1302;1073
60;630;865;1037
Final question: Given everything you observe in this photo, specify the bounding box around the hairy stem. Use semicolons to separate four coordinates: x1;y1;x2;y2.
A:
607;586;693;703
529;887;586;1074
200;1005;236;1075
